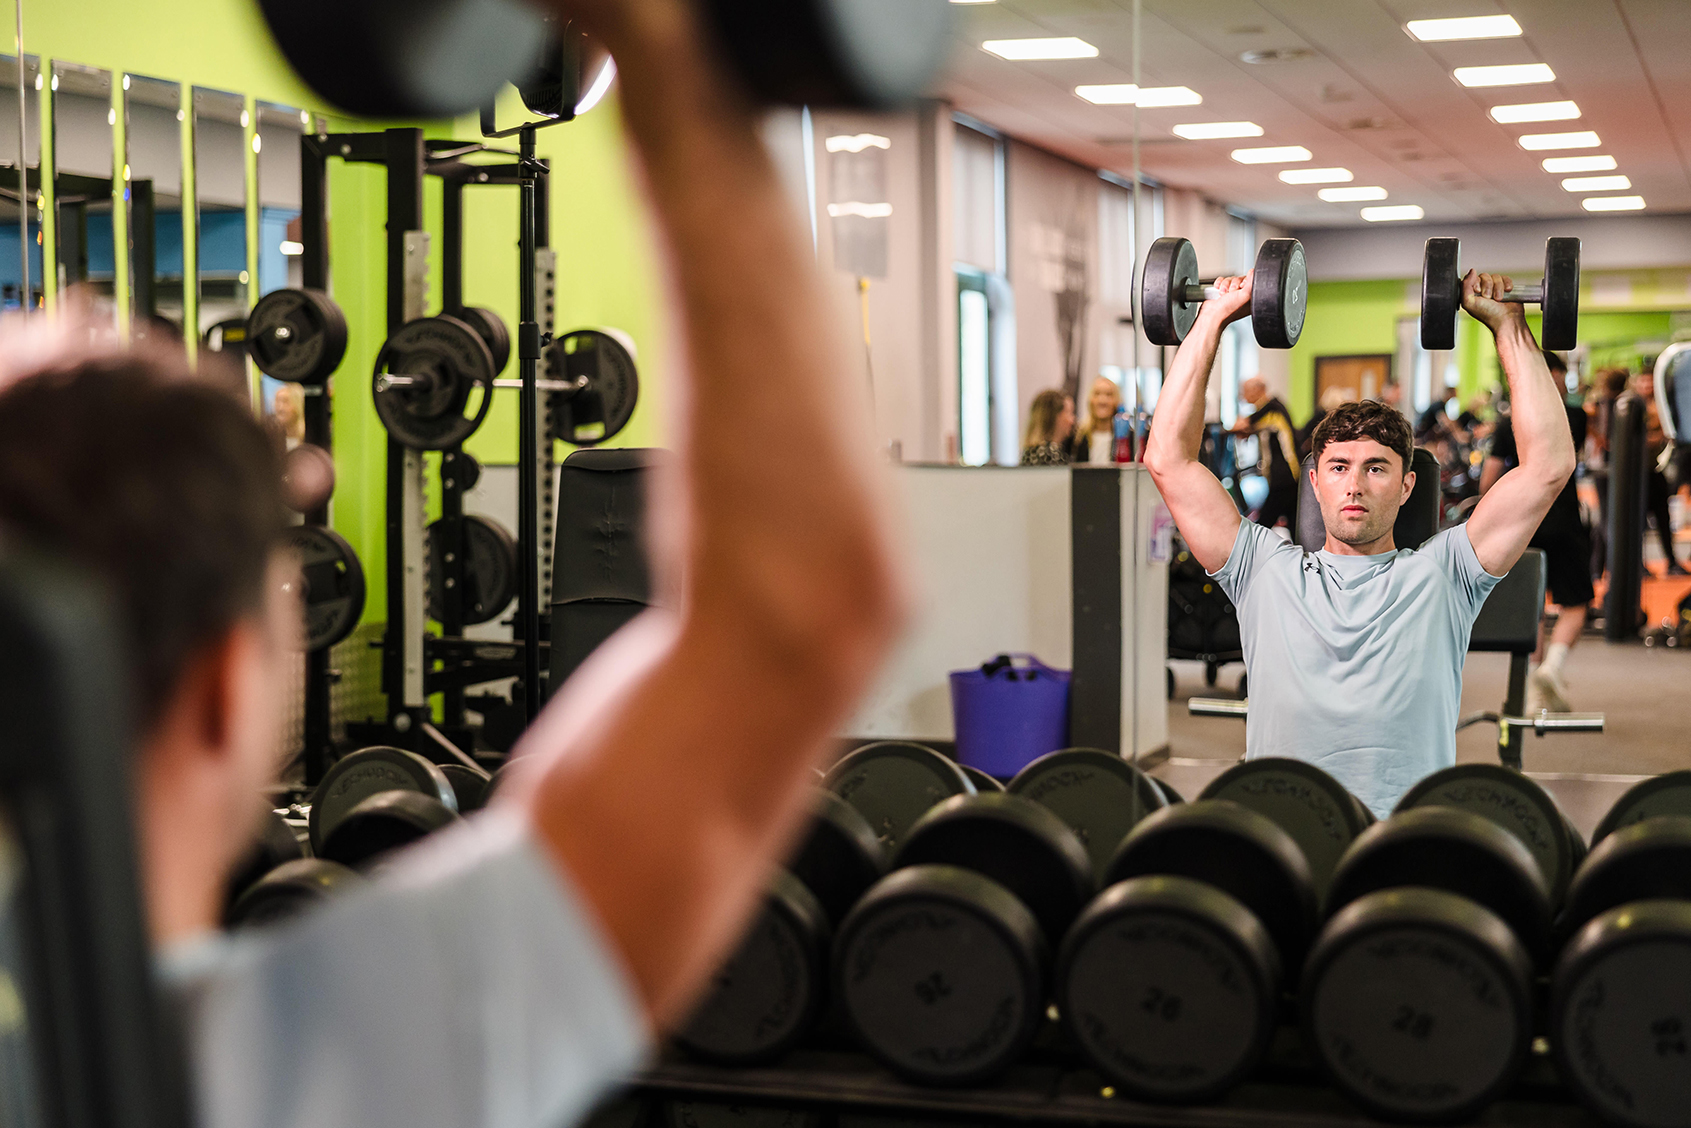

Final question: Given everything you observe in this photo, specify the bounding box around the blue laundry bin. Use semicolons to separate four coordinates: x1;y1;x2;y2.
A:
949;653;1071;779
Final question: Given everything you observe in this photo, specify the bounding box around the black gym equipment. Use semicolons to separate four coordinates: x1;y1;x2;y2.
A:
958;764;1004;792
1198;757;1374;900
284;525;367;653
1605;391;1649;641
1140;236;1308;350
246;287;349;385
453;305;512;373
1006;747;1166;883
222;808;304;920
226;858;363;929
438;762;494;813
822;740;975;853
308;745;460;854
1592;770;1691;844
318;790;461;869
1420;237;1581;352
548;329;641;446
373;315;499;451
257;1;954;118
427;513;518;625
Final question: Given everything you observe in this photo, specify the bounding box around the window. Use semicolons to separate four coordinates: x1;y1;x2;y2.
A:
958;274;992;465
954;118;1010;464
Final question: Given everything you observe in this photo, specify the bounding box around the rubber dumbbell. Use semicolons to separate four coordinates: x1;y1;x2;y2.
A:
223;807;305;920
822;740;976;853
308;745;460;853
1549;815;1691;1128
1140;236;1308;349
1420;236;1581;351
226;858;363;929
675;792;885;1065
1055;799;1315;1104
1007;747;1168;883
1198;756;1375;900
834;792;1092;1086
1304;808;1553;1123
318;790;461;869
1591;768;1691;844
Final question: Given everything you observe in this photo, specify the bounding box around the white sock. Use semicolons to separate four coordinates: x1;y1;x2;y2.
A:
1541;642;1571;680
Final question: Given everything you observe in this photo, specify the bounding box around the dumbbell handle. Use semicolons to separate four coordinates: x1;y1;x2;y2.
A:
1500;710;1604;735
1181;282;1234;305
1188;697;1248;719
376;374;589;394
1460;281;1545;304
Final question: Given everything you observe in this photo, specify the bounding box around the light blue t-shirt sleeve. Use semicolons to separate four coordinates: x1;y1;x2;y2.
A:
161;810;651;1128
1417;525;1505;617
1208;519;1295;606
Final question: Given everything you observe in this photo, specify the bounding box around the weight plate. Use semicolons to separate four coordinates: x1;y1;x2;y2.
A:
1007;747;1167;884
1561;817;1691;940
223;808;304;922
226;858;361;930
452;305;511;373
788;791;885;927
427;513;518;625
822;741;974;853
308;745;459;854
1058;875;1280;1104
318;790;460;869
676;871;830;1065
284;525;366;653
1421;238;1462;352
247;288;348;385
1592;770;1691;844
1540;237;1581;352
896;792;1094;944
202;316;249;354
1108;800;1316;975
373;314;496;450
836;864;1045;1087
1303;887;1534;1125
1200;757;1372;903
548;329;640;446
1396;763;1576;906
438;763;493;813
1552;899;1691;1128
1141;237;1200;347
1328;807;1553;966
960;764;1004;792
1252;238;1307;349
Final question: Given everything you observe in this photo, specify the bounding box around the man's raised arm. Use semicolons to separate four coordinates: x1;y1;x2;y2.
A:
1463;271;1577;576
506;0;907;1027
1142;276;1252;573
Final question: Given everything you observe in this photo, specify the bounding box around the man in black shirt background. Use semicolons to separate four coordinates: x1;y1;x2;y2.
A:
1234;376;1300;530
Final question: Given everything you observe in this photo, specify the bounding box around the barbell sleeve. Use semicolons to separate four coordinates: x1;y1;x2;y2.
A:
492;377;590;394
374;374;421;392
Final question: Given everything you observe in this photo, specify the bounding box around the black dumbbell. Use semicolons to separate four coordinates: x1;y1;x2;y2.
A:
223;807;305;919
318;791;461;869
675;792;885;1065
309;745;461;853
1303;807;1551;1123
1055;799;1314;1104
226;858;363;929
1198;757;1374;900
835;792;1092;1086
1006;747;1168;883
439;762;494;813
1420;237;1580;351
1549;815;1691;1128
1141;236;1309;349
1591;769;1691;844
822;740;975;853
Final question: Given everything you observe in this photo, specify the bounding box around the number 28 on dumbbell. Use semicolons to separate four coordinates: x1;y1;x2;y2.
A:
1140;236;1308;350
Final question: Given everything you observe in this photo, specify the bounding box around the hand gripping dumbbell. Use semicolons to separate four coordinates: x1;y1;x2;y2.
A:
1304;806;1559;1123
1140;236;1308;350
1420;237;1581;352
1056;799;1317;1104
834;792;1093;1086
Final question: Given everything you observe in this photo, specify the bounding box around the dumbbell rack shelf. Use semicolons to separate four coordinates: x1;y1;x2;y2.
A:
630;1044;1602;1128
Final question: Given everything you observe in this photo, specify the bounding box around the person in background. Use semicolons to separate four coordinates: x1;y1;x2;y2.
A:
1071;375;1121;464
271;383;306;451
1020;389;1075;466
1636;368;1688;575
1586;367;1630;578
1457;390;1493;442
1416;393;1457;444
1480;350;1591;711
1231;376;1298;529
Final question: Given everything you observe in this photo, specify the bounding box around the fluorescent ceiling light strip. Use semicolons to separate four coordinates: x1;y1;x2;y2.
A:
1561;175;1631;192
1406;15;1522;41
1519;130;1600;150
984;37;1097;60
825;133;891;153
1231;145;1312;164
1361;205;1424;222
1319;186;1388;202
1279;167;1352;184
1173;121;1262;139
1076;84;1200;106
827;202;893;219
1489;100;1579;124
1135;86;1202;107
1542;155;1616;173
1582;196;1645;211
1453;63;1556;87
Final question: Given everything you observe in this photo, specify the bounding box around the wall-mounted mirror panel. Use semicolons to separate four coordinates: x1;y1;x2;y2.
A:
51;62;115;324
124;74;183;344
255;101;305;298
0;55;43;311
192;87;247;346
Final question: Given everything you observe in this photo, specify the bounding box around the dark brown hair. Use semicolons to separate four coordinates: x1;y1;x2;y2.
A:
1311;399;1414;473
0;356;286;730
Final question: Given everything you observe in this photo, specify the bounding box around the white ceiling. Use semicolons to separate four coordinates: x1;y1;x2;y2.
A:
940;0;1691;228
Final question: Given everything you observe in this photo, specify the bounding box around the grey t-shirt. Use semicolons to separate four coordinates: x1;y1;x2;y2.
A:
1210;521;1503;817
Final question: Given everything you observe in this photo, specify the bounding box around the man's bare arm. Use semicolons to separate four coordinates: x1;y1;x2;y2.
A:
503;2;906;1027
1142;276;1251;573
1463;271;1576;576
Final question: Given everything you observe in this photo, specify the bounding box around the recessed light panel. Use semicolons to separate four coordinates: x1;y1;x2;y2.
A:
1361;205;1425;221
983;37;1098;60
1134;86;1203;107
1406;15;1522;41
1076;84;1137;104
1077;84;1201;106
1519;130;1600;150
1489;100;1580;124
1231;145;1312;164
1542;155;1617;173
1172;121;1262;139
1453;63;1556;87
1561;175;1632;192
1582;196;1645;211
1319;186;1389;202
1279;167;1352;184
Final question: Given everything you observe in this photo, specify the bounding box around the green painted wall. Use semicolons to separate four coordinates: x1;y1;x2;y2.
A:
1286;279;1411;422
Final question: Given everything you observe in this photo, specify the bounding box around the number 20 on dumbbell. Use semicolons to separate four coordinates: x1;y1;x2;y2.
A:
1141;236;1308;350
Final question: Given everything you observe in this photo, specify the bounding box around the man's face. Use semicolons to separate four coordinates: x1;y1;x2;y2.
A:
1241;378;1266;407
1312;439;1415;548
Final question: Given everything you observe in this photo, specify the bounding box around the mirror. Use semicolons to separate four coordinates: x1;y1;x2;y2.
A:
50;62;116;324
0;55;43;312
254;101;308;435
192;87;247;365
123;74;184;346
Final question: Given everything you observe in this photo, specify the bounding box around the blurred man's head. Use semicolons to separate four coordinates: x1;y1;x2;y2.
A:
1240;377;1267;408
1309;400;1416;551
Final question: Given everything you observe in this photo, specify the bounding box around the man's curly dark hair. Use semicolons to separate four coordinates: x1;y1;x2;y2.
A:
1311;399;1414;473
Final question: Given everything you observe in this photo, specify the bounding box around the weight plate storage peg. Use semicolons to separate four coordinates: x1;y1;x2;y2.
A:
247;288;348;385
283;525;366;653
427;514;518;625
373;315;497;450
547;329;641;447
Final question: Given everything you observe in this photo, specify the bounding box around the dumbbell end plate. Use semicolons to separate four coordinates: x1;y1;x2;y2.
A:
1142;237;1200;347
1421;238;1461;352
1540;237;1581;352
1252;239;1307;350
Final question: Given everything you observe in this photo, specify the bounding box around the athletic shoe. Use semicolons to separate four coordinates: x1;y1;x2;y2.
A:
1530;667;1572;714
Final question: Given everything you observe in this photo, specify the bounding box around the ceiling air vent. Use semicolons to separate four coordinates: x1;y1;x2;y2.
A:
1240;47;1315;64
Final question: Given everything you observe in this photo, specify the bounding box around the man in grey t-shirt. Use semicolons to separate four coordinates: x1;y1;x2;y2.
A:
1145;272;1576;815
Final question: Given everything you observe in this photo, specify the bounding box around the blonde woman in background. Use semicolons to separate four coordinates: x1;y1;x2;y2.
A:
1021;389;1075;466
1072;375;1121;464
